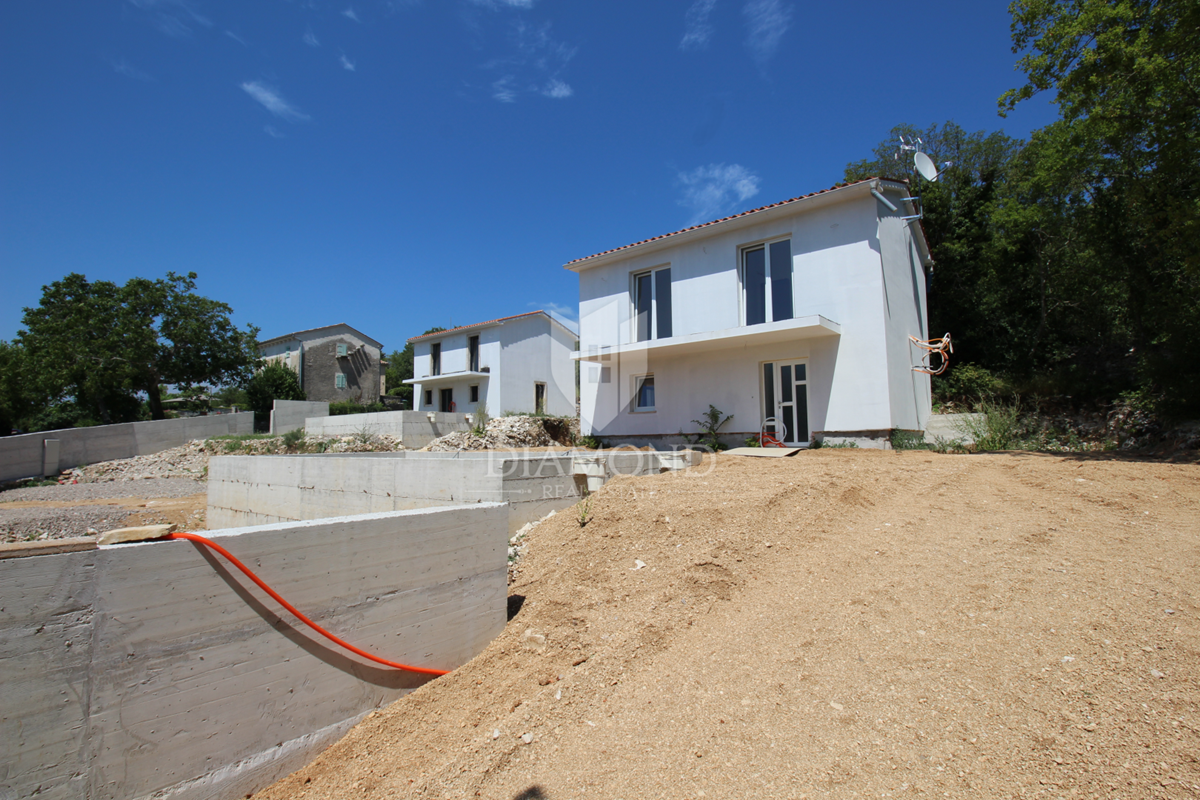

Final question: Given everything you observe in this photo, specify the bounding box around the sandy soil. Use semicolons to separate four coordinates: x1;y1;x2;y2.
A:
250;449;1200;800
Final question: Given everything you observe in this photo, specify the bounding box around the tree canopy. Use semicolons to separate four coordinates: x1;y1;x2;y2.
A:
847;0;1198;415
10;272;259;429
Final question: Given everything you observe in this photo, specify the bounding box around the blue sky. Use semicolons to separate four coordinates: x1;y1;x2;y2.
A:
1;0;1057;354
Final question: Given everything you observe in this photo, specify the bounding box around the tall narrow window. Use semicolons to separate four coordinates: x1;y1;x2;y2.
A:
742;238;793;325
535;383;547;414
335;373;347;389
633;266;672;342
468;335;480;372
430;342;441;376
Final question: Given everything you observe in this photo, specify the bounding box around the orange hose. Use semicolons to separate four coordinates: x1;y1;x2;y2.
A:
167;532;448;676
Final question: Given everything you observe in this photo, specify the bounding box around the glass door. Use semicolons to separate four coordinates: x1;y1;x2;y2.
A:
762;361;809;446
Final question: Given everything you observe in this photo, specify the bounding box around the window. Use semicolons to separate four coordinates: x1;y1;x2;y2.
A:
470;384;479;403
424;389;433;407
633;375;655;412
468;335;480;372
633;266;672;342
741;238;793;325
430;342;441;376
336;343;348;357
535;382;547;414
439;388;454;412
335;373;347;389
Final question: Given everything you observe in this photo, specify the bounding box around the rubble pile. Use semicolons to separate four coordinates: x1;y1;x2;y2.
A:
68;433;405;483
423;416;563;452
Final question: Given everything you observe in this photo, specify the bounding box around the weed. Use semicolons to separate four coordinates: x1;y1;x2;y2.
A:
281;428;306;451
890;429;930;450
352;424;376;446
690;405;732;451
577;435;603;450
744;435;763;448
0;477;59;494
928;435;968;454
955;399;1023;450
470;403;490;437
223;439;244;453
577;489;593;527
821;440;860;449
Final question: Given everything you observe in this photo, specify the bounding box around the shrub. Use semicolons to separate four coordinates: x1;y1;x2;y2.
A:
329;400;386;416
690;404;732;451
933;363;1010;409
954;399;1023;450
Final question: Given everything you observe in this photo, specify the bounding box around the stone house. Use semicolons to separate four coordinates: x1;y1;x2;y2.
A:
259;324;385;404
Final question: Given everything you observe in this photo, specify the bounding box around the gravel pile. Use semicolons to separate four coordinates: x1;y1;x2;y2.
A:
1;478;206;503
423;416;558;452
0;505;132;544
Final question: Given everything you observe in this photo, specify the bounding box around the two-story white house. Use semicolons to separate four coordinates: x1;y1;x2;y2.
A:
567;177;934;448
404;311;577;417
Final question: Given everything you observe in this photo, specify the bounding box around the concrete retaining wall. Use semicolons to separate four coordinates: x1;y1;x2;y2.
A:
269;400;329;435
0;413;254;483
0;504;507;800
924;413;985;445
303;410;471;448
206;449;700;534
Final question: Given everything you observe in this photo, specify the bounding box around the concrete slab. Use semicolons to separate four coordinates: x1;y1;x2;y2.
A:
723;447;804;457
0;537;97;560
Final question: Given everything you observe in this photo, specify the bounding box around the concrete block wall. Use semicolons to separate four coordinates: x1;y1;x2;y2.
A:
0;413;254;483
303;410;470;448
270;399;330;434
0;505;507;800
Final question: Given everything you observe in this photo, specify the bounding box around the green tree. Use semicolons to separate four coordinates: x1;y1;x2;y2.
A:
246;361;306;430
385;327;446;410
17;272;260;423
1001;0;1200;413
0;341;34;435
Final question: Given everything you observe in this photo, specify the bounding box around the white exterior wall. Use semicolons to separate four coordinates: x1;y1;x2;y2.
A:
574;182;931;444
410;313;575;417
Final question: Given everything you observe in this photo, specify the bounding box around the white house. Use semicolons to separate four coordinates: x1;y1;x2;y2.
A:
404;311;577;417
566;177;934;448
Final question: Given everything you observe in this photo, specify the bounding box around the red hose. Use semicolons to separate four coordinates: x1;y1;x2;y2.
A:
167;532;448;676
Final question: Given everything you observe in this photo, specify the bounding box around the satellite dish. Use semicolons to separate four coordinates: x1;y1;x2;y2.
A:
914;151;939;182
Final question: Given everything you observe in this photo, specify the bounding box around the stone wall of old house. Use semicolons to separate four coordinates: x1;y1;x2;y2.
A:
298;328;383;404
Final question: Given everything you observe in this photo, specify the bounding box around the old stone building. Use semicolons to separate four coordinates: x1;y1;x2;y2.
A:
259;324;385;404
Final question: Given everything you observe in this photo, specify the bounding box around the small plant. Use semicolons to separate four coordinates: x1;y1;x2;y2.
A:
470;403;490;437
955;399;1023;450
223;439;244;453
577;435;603;450
352;423;376;446
691;404;733;451
890;429;930;450
744;435;763;447
281;428;306;451
821;439;859;449
577;488;593;527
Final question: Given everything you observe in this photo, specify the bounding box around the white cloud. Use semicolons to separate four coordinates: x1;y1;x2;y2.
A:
677;163;761;226
111;58;153;81
742;0;791;66
340;54;356;71
240;81;311;122
492;76;517;103
541;78;572;99
303;28;320;47
471;0;534;8
224;30;247;46
264;125;285;138
343;7;361;22
125;0;211;38
680;0;717;51
540;302;579;328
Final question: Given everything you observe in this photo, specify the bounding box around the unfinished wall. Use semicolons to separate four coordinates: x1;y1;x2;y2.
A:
207;451;578;533
303;410;470;448
0;413;254;483
206;450;700;534
270;399;330;434
0;505;507;800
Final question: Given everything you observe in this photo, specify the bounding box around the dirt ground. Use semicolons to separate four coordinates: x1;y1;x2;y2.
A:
238;449;1200;800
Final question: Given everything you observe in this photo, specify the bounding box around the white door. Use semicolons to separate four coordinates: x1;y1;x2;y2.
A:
762;361;809;446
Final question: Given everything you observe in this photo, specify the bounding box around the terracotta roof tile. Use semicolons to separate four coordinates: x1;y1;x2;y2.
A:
407;310;556;343
565;177;907;267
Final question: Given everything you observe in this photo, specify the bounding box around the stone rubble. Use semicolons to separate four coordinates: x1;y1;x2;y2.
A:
424;416;564;452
